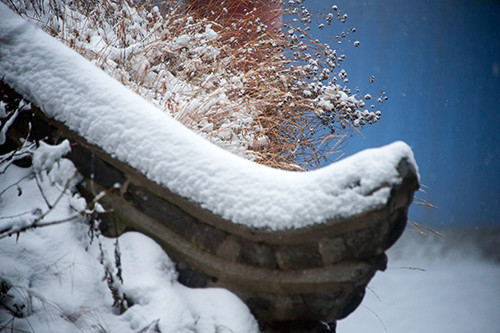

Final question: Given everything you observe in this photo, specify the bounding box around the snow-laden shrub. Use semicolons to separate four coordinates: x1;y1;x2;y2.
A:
5;0;386;169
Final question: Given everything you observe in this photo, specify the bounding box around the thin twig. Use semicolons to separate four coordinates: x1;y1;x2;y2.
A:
0;173;33;198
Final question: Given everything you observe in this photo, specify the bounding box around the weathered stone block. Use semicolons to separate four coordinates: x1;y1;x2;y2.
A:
343;225;382;259
318;236;349;265
239;240;277;269
215;235;241;262
276;243;324;270
126;183;196;240
191;223;228;254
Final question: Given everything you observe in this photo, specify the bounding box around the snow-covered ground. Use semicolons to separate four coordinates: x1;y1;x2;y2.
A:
0;145;259;333
339;228;500;333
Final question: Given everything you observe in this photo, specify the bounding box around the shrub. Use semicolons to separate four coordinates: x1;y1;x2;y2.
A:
6;0;385;170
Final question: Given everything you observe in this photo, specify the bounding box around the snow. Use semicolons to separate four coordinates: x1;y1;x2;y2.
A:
0;143;258;333
32;140;71;174
0;3;418;230
3;0;267;160
0;103;20;145
1;146;498;332
339;230;500;333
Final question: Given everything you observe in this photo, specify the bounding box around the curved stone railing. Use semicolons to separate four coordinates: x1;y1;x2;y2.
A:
2;78;418;329
0;5;419;330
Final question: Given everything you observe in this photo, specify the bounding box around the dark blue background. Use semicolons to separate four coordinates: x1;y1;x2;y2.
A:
302;0;500;227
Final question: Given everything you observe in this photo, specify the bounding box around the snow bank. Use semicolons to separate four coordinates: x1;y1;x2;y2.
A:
0;4;418;230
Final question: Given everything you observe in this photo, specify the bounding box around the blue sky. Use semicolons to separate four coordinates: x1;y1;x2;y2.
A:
302;0;500;227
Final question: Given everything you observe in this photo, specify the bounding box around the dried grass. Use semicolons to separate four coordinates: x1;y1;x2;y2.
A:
7;0;386;170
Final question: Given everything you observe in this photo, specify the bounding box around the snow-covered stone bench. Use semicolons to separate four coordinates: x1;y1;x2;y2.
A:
1;4;419;329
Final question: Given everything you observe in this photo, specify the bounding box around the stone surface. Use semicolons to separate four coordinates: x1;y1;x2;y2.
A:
276;243;324;270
